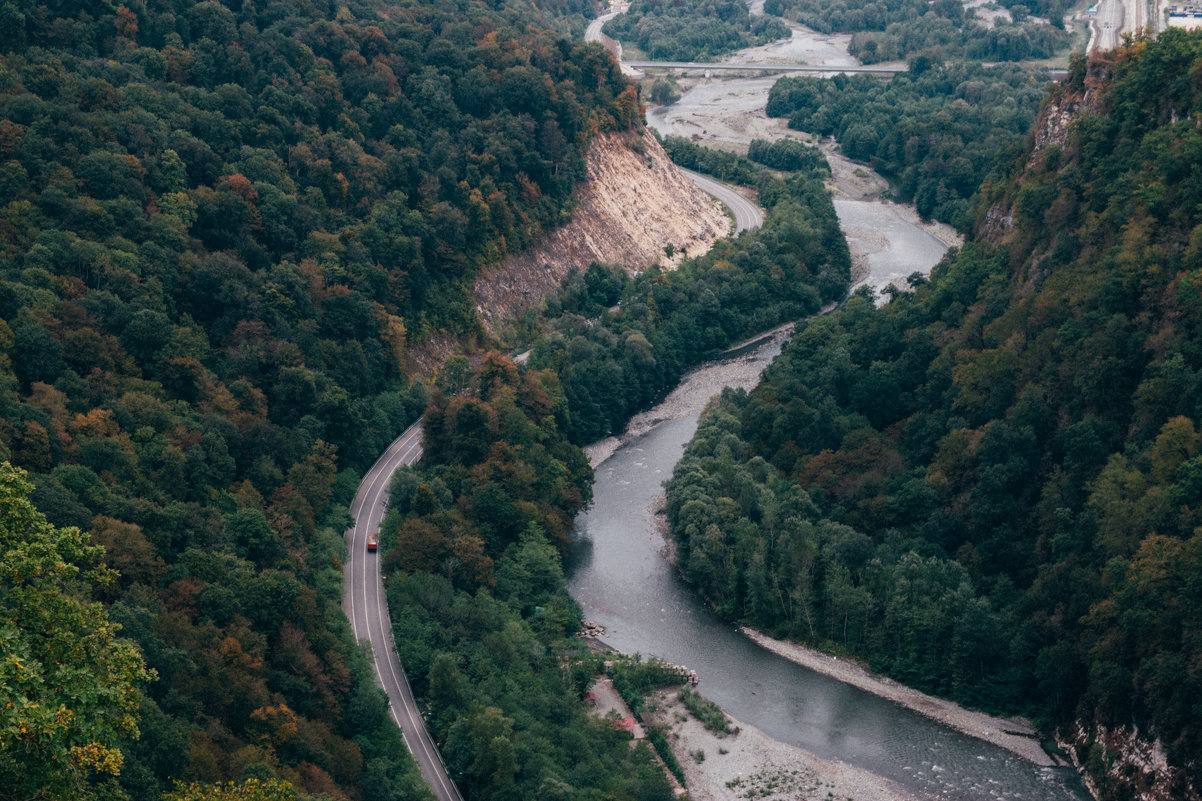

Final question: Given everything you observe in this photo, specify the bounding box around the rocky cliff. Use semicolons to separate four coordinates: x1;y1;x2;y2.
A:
1064;723;1201;801
471;128;730;331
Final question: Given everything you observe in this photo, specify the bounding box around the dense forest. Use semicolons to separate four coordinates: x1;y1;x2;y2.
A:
666;33;1202;797
766;63;1050;227
377;353;678;801
374;138;851;801
602;0;789;61
764;0;1068;63
0;0;642;798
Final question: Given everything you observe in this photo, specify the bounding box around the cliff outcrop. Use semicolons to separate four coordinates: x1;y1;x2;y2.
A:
1063;724;1200;801
471;128;730;331
978;53;1108;247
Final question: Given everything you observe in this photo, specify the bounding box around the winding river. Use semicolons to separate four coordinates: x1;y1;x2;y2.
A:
569;16;1090;800
566;335;1092;800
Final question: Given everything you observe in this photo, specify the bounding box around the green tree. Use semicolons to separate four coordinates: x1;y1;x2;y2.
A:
0;462;152;800
648;78;679;106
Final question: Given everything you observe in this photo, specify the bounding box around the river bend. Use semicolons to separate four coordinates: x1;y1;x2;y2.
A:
567;336;1091;801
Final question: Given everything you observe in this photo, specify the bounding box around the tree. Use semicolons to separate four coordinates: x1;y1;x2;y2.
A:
0;462;152;800
165;778;297;801
648;78;679;106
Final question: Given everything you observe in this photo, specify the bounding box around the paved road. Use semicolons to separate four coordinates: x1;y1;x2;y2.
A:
343;422;463;801
585;8;617;44
682;168;764;232
1091;0;1126;50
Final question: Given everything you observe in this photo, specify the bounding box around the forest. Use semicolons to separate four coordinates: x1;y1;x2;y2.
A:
764;0;1068;63
9;0;1202;798
665;34;1202;797
602;0;789;61
375;353;678;801
370;137;850;801
766;62;1050;227
0;0;640;798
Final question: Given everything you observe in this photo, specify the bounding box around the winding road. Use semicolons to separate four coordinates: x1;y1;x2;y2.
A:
341;12;767;799
682;168;764;232
343;422;463;801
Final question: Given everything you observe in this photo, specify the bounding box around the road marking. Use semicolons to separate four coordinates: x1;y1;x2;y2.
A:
345;423;461;801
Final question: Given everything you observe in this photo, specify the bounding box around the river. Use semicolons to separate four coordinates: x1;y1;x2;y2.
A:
566;333;1092;801
641;16;961;300
568;16;1091;801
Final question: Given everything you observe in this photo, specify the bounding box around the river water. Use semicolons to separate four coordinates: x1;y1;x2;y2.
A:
566;335;1092;800
642;15;962;300
569;21;1090;798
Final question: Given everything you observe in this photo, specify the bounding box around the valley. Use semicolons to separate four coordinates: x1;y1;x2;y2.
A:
2;2;1200;801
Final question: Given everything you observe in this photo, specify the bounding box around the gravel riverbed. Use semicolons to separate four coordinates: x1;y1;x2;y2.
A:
740;629;1061;767
650;690;919;801
576;24;1010;797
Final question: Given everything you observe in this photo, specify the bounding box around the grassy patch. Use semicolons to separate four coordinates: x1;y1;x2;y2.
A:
678;687;731;735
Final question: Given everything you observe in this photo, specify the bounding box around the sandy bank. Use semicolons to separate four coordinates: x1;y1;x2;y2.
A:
739;627;1062;767
649;689;918;801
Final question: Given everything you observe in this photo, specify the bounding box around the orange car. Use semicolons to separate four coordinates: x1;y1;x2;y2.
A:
367;534;379;552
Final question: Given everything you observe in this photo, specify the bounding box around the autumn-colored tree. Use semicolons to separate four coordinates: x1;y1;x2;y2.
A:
0;462;152;800
165;778;297;801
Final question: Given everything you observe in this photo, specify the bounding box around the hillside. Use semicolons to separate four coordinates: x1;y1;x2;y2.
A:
472;128;730;332
665;31;1202;801
0;0;638;798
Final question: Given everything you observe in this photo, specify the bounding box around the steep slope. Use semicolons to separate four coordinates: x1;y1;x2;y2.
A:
472;128;729;331
664;32;1202;801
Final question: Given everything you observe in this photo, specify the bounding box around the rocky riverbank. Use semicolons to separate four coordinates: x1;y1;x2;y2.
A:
648;689;918;801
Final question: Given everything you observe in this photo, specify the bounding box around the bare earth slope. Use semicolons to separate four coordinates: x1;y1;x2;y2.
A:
472;128;729;330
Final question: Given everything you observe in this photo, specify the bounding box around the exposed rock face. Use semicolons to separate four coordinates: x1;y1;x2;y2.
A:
1029;56;1109;155
979;57;1109;246
1062;722;1200;801
472;128;730;331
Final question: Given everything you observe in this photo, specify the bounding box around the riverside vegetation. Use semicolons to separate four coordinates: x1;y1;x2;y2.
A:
764;0;1069;64
766;62;1052;228
665;34;1202;798
602;0;790;62
525;150;849;444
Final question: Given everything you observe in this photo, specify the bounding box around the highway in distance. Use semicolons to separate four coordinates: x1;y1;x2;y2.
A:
1091;0;1126;51
343;421;464;801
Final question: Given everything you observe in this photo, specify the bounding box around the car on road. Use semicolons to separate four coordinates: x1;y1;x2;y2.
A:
367;533;379;552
